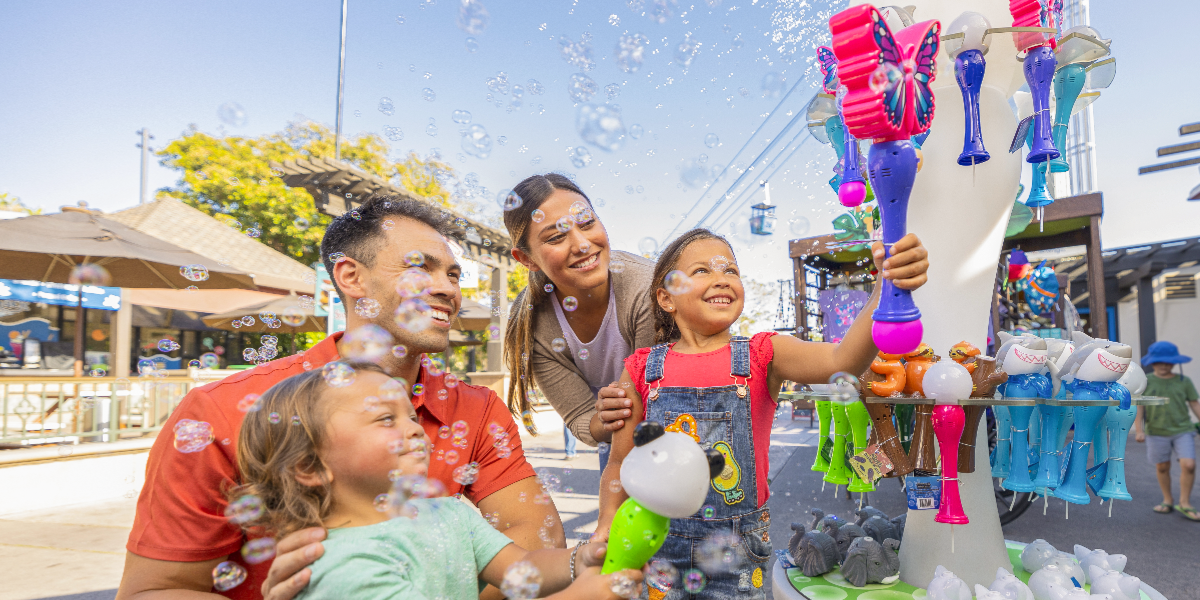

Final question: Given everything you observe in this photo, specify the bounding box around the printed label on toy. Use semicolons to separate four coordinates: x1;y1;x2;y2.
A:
1009;116;1033;153
849;446;889;482
818;437;833;465
906;475;941;510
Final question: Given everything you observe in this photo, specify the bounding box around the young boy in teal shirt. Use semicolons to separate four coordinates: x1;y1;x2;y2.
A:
1134;341;1200;520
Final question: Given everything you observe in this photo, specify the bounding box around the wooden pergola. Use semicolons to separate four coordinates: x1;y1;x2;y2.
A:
1096;236;1200;353
271;157;516;372
788;192;1109;342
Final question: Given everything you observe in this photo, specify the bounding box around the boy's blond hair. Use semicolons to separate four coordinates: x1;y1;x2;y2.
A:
228;362;389;537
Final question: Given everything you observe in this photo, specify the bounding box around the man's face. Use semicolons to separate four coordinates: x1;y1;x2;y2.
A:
340;218;462;358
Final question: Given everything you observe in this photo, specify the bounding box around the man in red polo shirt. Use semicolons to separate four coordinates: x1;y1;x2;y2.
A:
116;198;562;600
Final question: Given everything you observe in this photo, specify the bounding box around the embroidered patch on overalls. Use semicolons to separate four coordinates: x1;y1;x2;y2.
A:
665;414;700;444
710;440;745;504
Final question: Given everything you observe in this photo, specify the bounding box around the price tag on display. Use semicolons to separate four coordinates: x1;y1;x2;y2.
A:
905;475;942;510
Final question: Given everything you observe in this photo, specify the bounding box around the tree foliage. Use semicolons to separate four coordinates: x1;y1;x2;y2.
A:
155;120;457;267
0;192;42;215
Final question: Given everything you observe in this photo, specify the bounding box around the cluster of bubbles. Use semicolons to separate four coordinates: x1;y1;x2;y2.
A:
558;33;595;72
173;419;215;453
675;35;702;69
179;264;209;283
241;335;280;365
461;124;492;159
498;189;523;211
456;0;488;35
355;298;382;319
384;126;404;141
342;324;392;363
568;73;598;103
157;338;181;353
488;422;514;459
387;473;449;519
501;561;543;600
452;461;481;485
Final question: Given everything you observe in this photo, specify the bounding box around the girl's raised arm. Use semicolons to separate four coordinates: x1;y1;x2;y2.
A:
594;368;643;540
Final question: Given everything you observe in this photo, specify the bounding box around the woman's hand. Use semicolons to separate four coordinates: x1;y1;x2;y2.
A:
577;542;608;569
872;233;929;291
261;527;325;600
567;567;644;600
596;383;633;433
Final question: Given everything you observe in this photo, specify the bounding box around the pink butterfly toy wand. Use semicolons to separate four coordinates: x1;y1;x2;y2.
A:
830;4;940;355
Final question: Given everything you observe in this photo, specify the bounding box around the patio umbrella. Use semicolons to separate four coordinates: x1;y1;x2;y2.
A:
455;298;493;331
0;207;257;376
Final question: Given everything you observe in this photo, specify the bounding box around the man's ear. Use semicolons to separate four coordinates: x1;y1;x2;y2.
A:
294;456;331;488
655;288;674;313
331;258;368;301
511;247;541;272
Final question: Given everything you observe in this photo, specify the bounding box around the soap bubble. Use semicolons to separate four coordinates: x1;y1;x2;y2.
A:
571;146;593;168
280;307;305;327
355;298;382;318
609;260;626;274
675;36;701;68
610;572;640;599
638;237;658;255
241;537;277;564
218;102;248;127
180;264;210;282
322;362;357;387
384;126;404;141
445;373;460;388
212;561;247;591
453;461;480;485
555;217;572;234
501;561;543;600
569;200;594;224
629;124;644;139
461;124;492;159
426;121;438;136
682;569;707;593
645;560;678;593
453;110;472;124
664;271;693;295
396;268;433;298
577;104;626;152
615;33;649;73
568;73;599;103
536;470;562;493
789;217;811;237
394;299;433;332
578;349;590;360
544;283;555;293
531;209;546;223
829;371;860;401
704;133;720;148
465;37;479;52
457;0;489;34
605;83;621;99
562;296;579;311
762;72;786;97
422;88;437;102
173;419;215;453
558;34;595;72
679;159;710;189
551;338;567;353
498;189;524;211
157;339;178;353
412;383;425;396
342;324;392;363
268;412;281;424
200;353;220;369
378;97;395;115
697;530;742;573
69;264;111;286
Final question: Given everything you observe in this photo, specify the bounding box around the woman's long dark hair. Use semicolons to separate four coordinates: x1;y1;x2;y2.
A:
501;173;593;423
650;228;733;344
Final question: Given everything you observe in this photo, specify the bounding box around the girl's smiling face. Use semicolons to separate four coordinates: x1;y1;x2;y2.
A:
656;238;745;337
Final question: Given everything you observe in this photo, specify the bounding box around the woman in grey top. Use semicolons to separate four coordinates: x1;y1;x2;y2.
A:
503;174;645;450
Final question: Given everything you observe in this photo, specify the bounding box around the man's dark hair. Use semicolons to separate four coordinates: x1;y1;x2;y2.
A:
319;197;454;303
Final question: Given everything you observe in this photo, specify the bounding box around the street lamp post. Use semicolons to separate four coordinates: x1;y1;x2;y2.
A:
335;0;348;161
136;128;154;204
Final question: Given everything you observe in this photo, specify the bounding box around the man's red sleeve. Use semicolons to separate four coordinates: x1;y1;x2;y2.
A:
463;390;538;503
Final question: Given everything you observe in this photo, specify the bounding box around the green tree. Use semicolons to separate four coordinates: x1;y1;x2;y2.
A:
0;192;42;215
155;120;457;266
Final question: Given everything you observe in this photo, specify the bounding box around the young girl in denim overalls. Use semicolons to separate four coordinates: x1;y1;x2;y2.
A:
597;228;930;599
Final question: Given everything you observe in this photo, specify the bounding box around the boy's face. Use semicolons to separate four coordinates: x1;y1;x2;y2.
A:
320;371;430;497
1151;362;1175;378
656;239;745;337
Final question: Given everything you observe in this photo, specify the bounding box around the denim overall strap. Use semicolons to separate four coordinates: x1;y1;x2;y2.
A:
640;336;770;599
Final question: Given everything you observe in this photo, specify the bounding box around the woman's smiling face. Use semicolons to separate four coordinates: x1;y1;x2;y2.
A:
520;189;610;293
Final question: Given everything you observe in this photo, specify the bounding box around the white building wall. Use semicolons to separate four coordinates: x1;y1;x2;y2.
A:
1116;267;1200;370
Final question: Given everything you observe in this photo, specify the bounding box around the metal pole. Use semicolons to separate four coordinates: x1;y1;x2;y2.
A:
335;0;348;161
136;128;152;204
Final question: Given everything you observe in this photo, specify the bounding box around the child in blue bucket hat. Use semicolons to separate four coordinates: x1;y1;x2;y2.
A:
1134;341;1200;520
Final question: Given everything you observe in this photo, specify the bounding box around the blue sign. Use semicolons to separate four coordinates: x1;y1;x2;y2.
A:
0;279;122;311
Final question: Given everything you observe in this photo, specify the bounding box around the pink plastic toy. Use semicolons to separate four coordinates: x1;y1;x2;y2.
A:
933;405;969;525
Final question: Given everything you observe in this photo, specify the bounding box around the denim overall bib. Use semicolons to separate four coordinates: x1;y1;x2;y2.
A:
643;337;771;599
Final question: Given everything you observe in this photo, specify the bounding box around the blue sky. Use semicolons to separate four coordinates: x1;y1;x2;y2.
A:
2;0;1198;290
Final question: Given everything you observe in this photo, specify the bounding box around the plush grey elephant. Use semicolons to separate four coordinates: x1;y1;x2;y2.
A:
861;515;900;544
841;536;901;587
854;506;889;526
788;523;842;577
